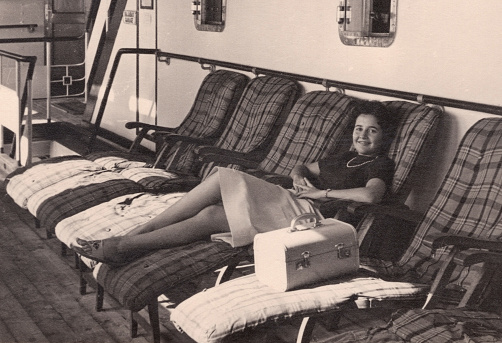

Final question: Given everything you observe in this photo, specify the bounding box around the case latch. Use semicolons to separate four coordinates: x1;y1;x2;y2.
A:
296;251;311;270
337;243;352;259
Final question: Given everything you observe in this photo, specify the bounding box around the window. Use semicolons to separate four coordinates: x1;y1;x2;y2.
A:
191;0;226;32
337;0;397;47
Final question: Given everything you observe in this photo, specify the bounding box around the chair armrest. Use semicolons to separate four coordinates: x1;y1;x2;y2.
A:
125;121;177;152
125;121;176;133
316;198;423;224
197;151;261;170
162;133;215;146
432;235;502;254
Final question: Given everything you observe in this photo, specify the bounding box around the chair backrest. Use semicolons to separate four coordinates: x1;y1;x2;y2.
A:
174;70;249;139
257;91;357;175
363;117;502;286
198;75;300;178
163;70;249;173
383;101;442;202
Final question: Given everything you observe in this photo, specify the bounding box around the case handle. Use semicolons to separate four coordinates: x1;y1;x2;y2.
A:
288;213;321;232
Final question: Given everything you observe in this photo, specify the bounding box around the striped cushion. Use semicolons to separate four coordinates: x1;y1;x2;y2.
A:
27;171;144;233
86;152;153;169
4;156;99;208
55;192;185;248
94;241;246;312
257;91;356;175
170;274;429;343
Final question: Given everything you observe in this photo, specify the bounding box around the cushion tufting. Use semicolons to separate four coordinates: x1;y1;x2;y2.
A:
94;241;247;312
170;274;429;343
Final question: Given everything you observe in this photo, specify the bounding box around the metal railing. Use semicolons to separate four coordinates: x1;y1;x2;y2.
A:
0;50;37;166
0;34;85;121
89;48;502;152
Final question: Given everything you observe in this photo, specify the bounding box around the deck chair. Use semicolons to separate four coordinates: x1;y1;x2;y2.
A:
54;90;360;343
169;117;502;343
64;96;439;343
4;74;297;237
85;69;249;174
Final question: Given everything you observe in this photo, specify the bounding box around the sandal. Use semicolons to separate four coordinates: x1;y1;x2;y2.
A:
73;238;129;267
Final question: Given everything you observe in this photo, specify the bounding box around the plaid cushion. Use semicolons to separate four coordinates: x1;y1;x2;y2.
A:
383;102;442;201
4;156;101;208
361;117;502;287
167;70;249;174
26;171;144;233
387;308;502;343
119;168;200;192
95;241;246;312
170;274;429;343
324;308;502;343
257;91;357;175
199;75;299;178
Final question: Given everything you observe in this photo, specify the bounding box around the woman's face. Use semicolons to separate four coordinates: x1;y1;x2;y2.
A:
352;114;384;156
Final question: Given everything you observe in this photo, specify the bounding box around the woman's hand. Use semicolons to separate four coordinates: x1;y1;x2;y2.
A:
294;177;325;199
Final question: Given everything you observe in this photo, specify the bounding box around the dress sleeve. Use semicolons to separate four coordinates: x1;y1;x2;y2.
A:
365;156;395;188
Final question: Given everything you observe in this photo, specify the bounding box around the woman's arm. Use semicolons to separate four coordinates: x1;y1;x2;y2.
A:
290;162;320;188
296;177;387;204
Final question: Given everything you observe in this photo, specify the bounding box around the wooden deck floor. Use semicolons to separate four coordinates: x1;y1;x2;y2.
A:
0;99;392;343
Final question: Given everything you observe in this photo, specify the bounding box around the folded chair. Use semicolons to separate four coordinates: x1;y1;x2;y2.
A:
170;117;502;343
55;90;360;343
67;95;440;343
4;74;297;237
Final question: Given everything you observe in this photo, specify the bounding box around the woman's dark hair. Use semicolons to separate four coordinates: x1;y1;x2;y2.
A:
353;100;397;154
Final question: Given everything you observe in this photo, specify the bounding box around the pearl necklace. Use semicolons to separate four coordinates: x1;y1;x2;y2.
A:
346;155;378;168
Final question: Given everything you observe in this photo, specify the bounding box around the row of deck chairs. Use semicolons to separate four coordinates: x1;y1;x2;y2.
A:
6;68;500;342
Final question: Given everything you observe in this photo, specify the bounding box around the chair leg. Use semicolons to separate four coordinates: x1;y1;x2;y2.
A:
79;258;88;295
96;284;104;312
61;242;67;256
422;248;458;309
130;310;139;338
148;300;161;343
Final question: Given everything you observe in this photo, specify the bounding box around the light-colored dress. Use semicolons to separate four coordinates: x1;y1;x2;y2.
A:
212;167;319;247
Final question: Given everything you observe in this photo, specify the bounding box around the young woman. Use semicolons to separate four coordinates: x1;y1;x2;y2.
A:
73;101;397;265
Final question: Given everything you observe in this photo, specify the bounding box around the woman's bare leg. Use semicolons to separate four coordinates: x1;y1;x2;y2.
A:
117;204;229;253
126;170;225;236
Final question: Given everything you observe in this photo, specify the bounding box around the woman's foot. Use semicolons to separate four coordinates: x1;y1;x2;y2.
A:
72;237;143;266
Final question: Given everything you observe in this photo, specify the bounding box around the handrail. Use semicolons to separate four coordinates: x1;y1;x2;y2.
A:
0;34;84;44
0;49;37;64
0;50;37;166
0;24;38;32
89;48;502;152
157;51;502;116
88;48;159;151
